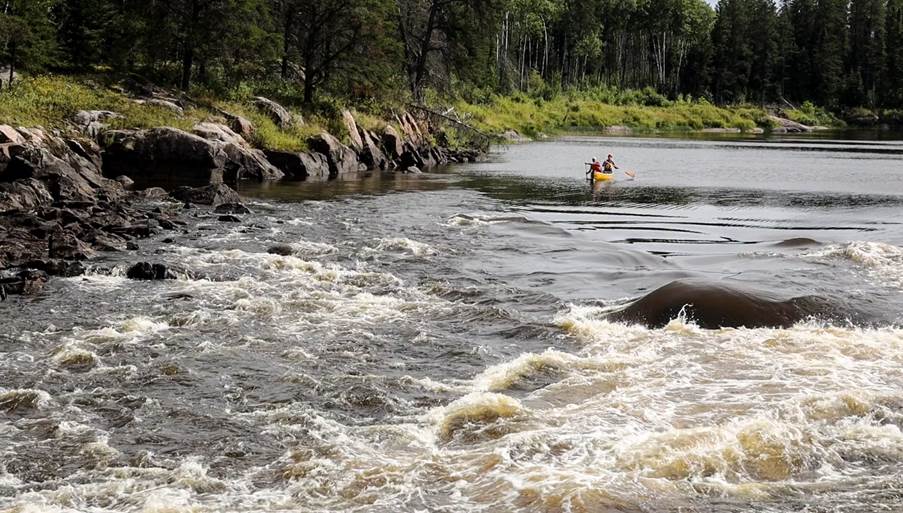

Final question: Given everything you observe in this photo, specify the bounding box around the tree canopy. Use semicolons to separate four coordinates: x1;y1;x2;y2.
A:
1;0;901;108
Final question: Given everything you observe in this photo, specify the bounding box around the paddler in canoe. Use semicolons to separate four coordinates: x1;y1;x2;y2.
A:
585;154;635;182
585;154;616;182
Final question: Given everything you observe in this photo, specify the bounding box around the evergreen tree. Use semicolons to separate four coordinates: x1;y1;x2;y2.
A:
0;0;58;85
812;0;847;107
887;0;903;106
846;0;885;105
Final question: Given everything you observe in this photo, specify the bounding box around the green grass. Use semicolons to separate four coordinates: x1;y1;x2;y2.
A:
455;92;772;137
0;74;324;151
783;101;843;127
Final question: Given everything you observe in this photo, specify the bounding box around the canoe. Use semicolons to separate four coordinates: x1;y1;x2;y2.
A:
593;172;614;181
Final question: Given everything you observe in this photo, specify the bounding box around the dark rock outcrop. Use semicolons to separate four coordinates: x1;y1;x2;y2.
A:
382;125;404;160
358;129;389;170
263;150;328;180
307;132;360;178
102;127;227;187
101;125;283;186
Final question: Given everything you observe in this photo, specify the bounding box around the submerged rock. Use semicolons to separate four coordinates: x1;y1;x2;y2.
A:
607;279;854;329
267;244;294;256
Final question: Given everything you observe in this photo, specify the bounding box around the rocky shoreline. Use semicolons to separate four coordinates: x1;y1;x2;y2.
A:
0;99;483;299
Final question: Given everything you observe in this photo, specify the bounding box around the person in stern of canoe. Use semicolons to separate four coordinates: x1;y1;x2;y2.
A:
603;154;618;174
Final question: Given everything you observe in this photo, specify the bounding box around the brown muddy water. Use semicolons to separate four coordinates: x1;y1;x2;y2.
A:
2;134;903;512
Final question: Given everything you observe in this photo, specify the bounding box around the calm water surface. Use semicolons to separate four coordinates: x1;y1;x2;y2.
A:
2;134;902;512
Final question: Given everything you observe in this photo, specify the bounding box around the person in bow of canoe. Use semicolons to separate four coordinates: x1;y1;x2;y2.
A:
585;157;603;179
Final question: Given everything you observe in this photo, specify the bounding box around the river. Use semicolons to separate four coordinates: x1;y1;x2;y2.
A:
2;134;902;512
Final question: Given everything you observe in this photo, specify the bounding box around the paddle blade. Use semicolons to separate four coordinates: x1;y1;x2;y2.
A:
624;170;637;179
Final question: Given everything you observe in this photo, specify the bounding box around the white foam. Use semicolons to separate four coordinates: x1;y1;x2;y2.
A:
371;238;436;257
805;241;903;287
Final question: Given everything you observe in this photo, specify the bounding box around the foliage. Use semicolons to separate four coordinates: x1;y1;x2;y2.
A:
783;101;841;127
3;0;903;125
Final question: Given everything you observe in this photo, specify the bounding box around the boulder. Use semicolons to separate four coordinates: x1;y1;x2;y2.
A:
0;125;23;144
306;132;360;178
192;122;284;182
358;129;388;170
399;142;425;169
397;112;425;147
263;150;330;181
102;127;226;187
126;262;172;280
142;98;184;115
73;110;122;139
169;183;241;207
220;143;284;182
21;259;85;277
213;203;252;214
115;175;135;189
342;110;364;151
48;231;94;260
382;125;404;160
226;113;255;139
1;126;125;206
253;96;294;129
136;187;170;201
217;214;241;223
0;179;54;213
0;269;48;297
192;122;248;147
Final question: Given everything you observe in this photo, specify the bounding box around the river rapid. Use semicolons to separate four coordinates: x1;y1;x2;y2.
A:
2;134;903;512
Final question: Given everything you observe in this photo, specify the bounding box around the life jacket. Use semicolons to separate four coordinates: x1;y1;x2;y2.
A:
603;160;614;171
590;162;602;172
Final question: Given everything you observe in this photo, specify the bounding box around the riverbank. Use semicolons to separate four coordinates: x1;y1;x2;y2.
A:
0;75;483;296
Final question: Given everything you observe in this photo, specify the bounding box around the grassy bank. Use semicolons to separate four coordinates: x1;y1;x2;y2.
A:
455;89;777;137
3;76;893;153
0;75;327;151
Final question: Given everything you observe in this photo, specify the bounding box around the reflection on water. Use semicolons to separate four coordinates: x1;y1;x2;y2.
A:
2;134;902;513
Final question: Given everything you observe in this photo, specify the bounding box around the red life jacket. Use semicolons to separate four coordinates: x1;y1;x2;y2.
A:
590;162;602;172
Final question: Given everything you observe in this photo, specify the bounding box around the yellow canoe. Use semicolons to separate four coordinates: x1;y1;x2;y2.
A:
593;172;614;181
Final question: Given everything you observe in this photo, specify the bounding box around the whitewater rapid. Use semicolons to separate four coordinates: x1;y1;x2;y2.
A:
2;178;903;512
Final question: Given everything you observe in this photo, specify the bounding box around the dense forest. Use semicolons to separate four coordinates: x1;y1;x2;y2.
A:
1;0;902;110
